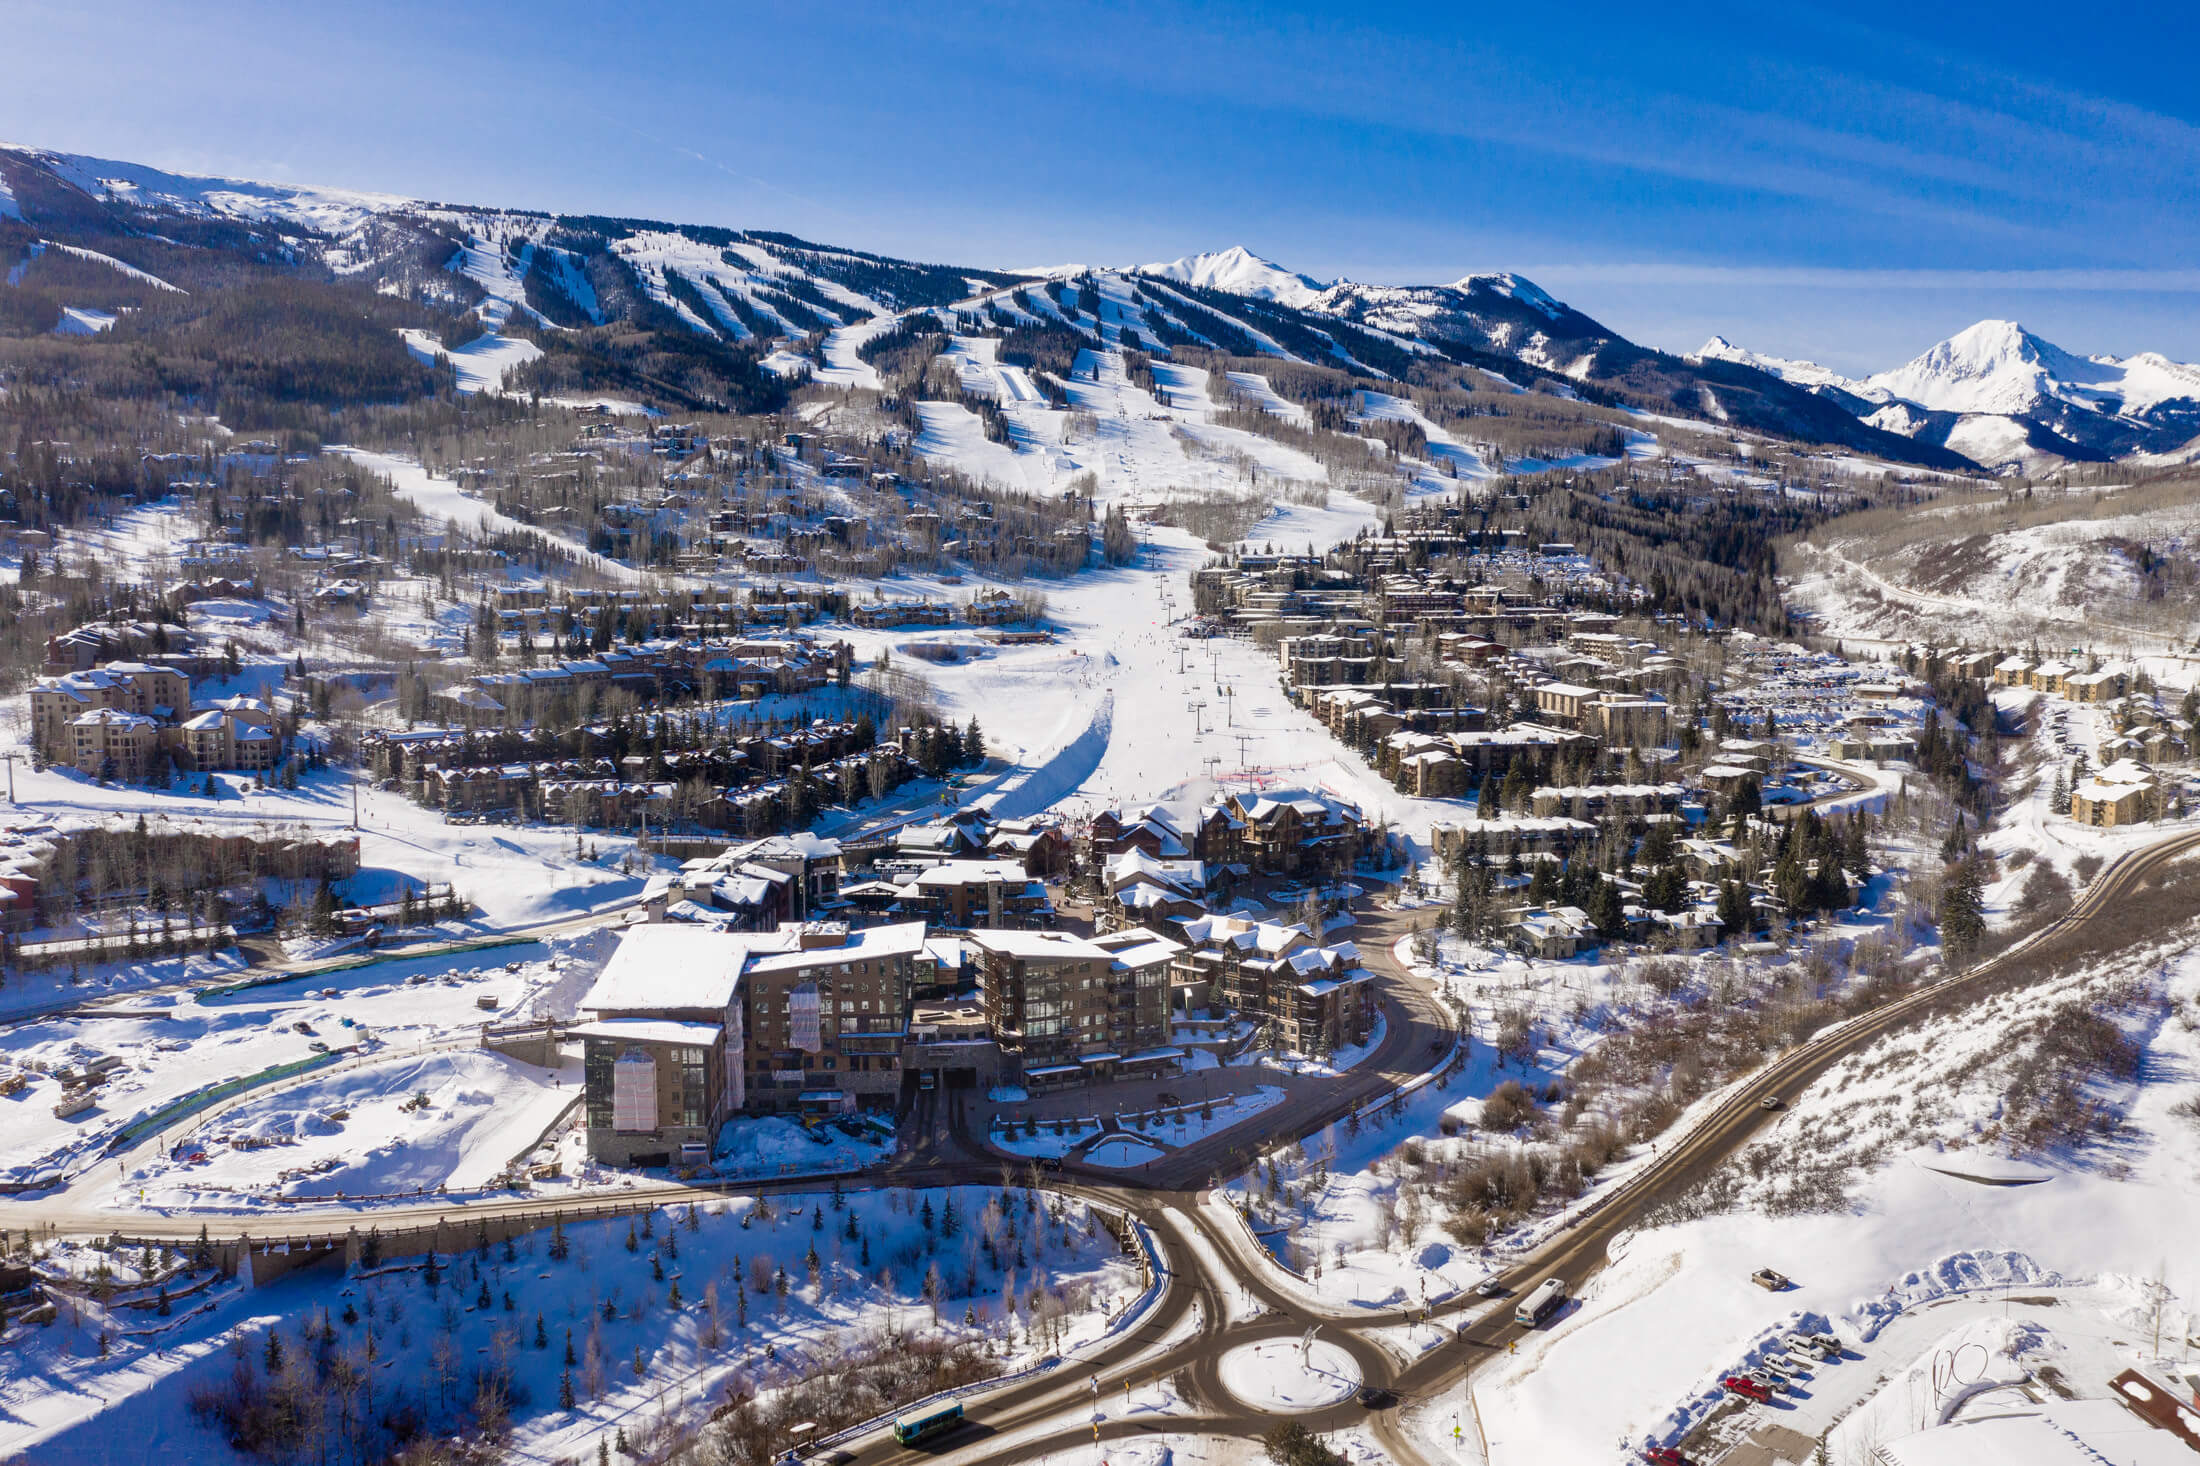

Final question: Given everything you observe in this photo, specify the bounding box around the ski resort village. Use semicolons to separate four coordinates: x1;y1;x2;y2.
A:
4;137;2200;1466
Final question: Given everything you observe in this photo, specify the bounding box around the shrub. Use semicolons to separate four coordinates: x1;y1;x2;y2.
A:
1480;1081;1535;1132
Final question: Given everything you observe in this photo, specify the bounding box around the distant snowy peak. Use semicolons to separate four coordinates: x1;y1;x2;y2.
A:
1865;319;2101;417
0;142;411;237
1695;336;1894;406
1699;318;2200;468
1450;272;1565;321
1136;246;1326;308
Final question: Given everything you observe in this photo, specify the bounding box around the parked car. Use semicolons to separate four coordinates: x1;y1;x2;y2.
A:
1643;1449;1692;1466
1751;1267;1792;1291
1784;1333;1839;1361
1721;1375;1771;1404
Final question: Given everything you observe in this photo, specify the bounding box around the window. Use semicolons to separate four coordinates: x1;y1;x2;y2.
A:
678;1046;708;1128
583;1041;617;1131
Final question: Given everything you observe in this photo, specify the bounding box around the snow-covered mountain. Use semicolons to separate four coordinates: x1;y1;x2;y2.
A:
1700;319;2200;471
1697;336;1895;415
1136;246;1324;309
0;140;1972;471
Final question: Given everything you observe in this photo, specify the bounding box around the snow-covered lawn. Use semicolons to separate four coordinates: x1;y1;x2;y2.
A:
125;1048;577;1208
1118;1085;1287;1146
1083;1135;1167;1168
991;1117;1102;1158
2;933;608;1196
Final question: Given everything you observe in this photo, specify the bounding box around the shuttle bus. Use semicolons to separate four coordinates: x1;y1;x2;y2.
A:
892;1400;964;1446
1515;1277;1567;1327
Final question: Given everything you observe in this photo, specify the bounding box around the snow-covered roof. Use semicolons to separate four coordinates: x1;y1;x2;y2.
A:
746;920;928;974
581;925;751;1013
911;859;1030;887
568;1017;724;1047
1105;848;1207;893
719;831;842;864
1094;933;1184;970
1877;1399;2194;1466
967;929;1113;962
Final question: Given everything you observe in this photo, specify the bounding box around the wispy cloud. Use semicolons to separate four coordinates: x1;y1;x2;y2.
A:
1514;265;2200;293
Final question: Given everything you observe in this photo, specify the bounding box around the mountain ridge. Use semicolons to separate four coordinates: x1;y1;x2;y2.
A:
0;141;1973;471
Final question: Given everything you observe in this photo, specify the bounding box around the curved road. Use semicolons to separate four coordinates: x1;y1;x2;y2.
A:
12;830;2195;1464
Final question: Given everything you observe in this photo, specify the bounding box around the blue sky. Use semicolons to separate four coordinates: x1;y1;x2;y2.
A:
6;0;2196;372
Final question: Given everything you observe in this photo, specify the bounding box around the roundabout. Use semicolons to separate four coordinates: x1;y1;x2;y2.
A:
1215;1336;1364;1411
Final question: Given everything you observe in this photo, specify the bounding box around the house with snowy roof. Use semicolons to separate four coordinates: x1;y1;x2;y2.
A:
1223;788;1367;878
1169;915;1373;1053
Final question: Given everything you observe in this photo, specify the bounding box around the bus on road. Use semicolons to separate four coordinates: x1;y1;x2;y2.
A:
1515;1277;1567;1327
892;1401;964;1446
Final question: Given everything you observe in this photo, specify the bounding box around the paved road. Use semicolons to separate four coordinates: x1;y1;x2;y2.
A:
13;830;2194;1464
802;826;2200;1466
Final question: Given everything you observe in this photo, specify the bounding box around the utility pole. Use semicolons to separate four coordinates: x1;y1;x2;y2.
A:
350;772;359;831
2;751;15;803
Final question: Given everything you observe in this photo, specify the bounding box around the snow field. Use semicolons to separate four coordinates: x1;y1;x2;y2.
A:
1462;935;2200;1461
398;326;543;394
0;934;602;1196
125;1048;578;1208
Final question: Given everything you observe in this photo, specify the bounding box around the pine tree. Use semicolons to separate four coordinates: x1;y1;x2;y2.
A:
1939;860;1986;966
1716;880;1751;938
